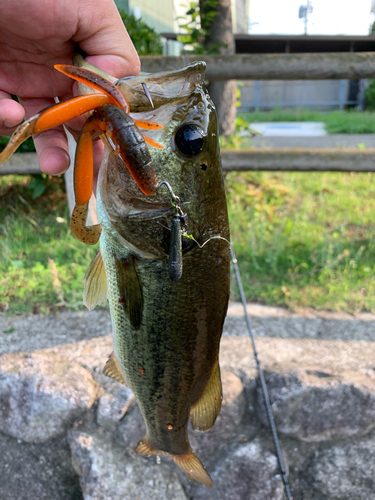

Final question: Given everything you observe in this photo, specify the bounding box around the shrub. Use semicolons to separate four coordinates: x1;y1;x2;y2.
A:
119;10;163;55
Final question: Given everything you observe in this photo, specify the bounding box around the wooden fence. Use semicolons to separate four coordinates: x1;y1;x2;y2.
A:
141;52;375;80
2;52;375;176
4;148;375;176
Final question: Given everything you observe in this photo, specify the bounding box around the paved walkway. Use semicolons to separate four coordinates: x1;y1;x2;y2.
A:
1;303;374;355
250;122;326;137
249;133;375;149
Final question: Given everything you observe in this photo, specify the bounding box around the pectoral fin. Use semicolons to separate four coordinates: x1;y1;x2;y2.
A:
190;360;222;431
83;249;107;310
103;352;128;386
115;255;143;330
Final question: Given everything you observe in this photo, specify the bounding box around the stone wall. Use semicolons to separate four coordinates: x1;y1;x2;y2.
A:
1;311;375;499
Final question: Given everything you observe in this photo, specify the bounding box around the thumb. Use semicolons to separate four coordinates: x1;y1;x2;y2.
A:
74;0;140;78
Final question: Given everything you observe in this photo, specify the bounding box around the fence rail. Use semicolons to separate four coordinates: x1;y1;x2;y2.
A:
4;150;375;176
141;53;375;80
221;149;375;172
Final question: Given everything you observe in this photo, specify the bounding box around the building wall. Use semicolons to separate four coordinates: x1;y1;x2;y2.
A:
115;0;250;54
118;1;250;35
127;0;175;32
239;80;363;111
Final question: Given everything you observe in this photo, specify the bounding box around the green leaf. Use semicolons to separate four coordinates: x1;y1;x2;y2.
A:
32;182;46;199
3;327;14;334
177;0;221;55
118;9;163;56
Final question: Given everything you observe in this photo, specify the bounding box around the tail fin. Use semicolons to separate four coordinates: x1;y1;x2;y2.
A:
135;435;213;488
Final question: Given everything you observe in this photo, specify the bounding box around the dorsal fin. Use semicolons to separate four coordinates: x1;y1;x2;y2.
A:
114;255;143;330
83;248;107;310
103;352;128;386
190;360;222;431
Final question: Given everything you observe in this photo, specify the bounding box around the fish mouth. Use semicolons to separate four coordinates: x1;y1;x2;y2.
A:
116;62;207;113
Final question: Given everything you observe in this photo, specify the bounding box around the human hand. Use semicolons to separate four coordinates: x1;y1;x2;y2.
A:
0;0;139;175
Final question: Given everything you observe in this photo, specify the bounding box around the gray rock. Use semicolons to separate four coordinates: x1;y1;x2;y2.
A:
194;438;285;500
0;309;112;355
256;369;375;441
190;370;247;462
114;403;147;450
0;352;100;442
96;387;135;429
310;437;375;499
68;428;187;500
0;431;82;500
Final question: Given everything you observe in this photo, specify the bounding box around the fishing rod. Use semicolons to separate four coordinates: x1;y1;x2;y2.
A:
230;245;293;500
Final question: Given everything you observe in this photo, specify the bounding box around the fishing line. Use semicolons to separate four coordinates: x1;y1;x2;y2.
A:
230;245;293;500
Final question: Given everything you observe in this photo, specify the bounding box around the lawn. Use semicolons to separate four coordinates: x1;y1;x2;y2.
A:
0;175;99;316
227;170;375;312
1;168;375;315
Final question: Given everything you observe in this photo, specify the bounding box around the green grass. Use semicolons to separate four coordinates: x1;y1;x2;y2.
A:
1;170;375;315
227;170;375;312
0;175;98;315
240;109;375;134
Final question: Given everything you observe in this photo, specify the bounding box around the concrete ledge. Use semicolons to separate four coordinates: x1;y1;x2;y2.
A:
1;303;374;356
224;303;375;341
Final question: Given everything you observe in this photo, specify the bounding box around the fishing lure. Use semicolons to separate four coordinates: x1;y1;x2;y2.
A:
0;63;164;245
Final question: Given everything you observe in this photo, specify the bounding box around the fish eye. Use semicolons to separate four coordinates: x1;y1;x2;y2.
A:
174;124;205;157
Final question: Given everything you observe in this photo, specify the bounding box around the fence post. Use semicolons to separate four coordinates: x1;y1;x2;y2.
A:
357;79;366;110
254;80;261;110
339;79;347;110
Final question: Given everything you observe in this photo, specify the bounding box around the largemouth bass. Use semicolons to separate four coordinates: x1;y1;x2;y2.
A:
85;62;230;487
0;59;230;488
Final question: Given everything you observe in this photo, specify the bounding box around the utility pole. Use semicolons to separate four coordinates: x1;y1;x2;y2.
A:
298;1;313;35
